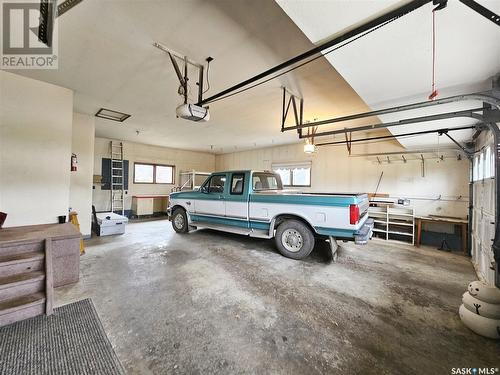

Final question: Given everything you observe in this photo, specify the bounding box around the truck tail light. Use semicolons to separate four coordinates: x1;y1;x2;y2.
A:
350;204;360;225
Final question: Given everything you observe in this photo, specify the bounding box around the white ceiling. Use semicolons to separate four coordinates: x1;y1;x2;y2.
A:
11;0;384;154
277;0;500;149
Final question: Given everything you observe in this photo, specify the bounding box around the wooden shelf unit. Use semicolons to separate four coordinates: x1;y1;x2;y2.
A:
368;205;415;245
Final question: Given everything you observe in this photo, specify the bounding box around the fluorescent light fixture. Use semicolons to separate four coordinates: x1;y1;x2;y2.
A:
304;143;316;154
95;108;131;122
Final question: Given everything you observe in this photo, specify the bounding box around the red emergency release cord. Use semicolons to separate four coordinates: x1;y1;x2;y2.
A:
428;10;438;100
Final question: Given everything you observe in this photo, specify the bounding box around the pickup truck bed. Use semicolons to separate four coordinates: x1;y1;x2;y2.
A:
249;191;370;238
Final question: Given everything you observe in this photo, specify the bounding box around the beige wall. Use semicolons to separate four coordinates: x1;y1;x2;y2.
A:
70;113;95;237
215;140;470;218
0;72;73;227
93;137;216;212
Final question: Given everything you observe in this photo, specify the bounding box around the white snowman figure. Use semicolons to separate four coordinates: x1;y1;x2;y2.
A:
459;281;500;339
467;281;500;304
463;292;500;319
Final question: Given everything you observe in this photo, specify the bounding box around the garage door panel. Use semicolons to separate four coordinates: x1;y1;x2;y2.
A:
479;245;495;285
473;183;482;207
473;210;479;234
471;133;497;286
488;179;495;214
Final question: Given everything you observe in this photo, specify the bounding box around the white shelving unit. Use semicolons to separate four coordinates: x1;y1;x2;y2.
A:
172;170;211;192
368;205;415;245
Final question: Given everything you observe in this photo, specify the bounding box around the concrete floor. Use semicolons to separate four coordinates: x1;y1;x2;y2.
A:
56;219;499;374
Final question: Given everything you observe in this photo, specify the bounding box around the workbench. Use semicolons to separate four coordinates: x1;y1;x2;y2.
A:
415;215;468;255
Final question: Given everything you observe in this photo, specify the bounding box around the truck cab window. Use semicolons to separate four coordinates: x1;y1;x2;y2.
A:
208;175;226;193
252;173;282;191
231;174;245;195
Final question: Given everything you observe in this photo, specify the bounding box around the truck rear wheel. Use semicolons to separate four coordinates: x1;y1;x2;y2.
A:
275;220;315;260
172;208;188;233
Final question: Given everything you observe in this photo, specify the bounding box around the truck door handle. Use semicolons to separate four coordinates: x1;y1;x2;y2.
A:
218;195;225;200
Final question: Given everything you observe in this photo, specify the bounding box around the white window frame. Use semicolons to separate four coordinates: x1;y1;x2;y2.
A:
133;162;175;184
272;162;312;187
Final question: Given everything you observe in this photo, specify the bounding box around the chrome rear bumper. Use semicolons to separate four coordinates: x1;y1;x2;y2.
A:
354;218;374;245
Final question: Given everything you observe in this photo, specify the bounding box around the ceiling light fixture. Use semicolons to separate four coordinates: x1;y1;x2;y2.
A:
304;142;316;154
304;122;318;154
95;108;131;122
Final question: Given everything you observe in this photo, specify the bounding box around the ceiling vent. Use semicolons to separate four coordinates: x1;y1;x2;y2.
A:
95;108;131;122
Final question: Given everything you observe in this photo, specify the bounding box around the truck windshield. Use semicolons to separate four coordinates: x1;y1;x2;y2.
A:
252;172;282;191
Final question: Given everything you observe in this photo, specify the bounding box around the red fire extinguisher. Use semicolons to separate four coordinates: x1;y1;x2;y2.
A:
71;153;78;172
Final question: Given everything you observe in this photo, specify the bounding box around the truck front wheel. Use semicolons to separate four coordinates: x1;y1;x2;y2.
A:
172;208;188;233
275;220;315;260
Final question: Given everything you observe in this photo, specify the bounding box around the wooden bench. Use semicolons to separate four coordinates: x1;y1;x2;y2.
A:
415;215;468;255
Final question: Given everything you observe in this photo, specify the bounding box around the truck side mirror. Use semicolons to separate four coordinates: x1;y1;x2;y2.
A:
200;186;209;194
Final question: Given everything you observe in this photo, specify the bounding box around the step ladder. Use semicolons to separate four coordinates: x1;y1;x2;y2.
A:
110;141;124;215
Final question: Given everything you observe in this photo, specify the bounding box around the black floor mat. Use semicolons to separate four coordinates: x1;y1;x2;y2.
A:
0;298;124;375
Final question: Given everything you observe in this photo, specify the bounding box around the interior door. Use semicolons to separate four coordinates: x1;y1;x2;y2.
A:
193;174;227;218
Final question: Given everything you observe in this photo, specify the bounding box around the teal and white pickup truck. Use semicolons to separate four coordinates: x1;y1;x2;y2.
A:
168;170;373;260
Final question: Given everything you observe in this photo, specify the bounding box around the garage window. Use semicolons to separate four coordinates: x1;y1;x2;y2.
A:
272;162;311;187
484;146;494;179
156;165;174;184
472;146;495;182
478;152;484;180
134;163;175;184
